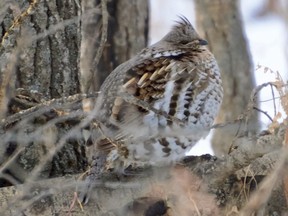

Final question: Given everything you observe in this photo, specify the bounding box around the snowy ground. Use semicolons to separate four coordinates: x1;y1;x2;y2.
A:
149;0;288;155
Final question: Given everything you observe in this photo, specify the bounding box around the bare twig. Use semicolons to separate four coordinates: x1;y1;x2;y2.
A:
121;82;279;132
1;3;100;48
207;133;283;188
240;130;288;215
0;0;39;47
0;92;99;130
0;147;25;175
270;83;277;117
92;0;108;69
260;96;280;103
253;106;273;122
120;92;185;126
245;82;277;129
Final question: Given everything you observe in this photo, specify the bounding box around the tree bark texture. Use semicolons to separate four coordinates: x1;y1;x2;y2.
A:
80;0;149;93
0;0;81;101
194;0;259;156
0;0;86;187
0;0;149;187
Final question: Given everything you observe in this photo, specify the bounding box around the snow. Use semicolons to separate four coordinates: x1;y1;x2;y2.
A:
149;0;288;155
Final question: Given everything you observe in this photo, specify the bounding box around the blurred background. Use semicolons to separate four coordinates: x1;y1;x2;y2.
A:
149;0;288;155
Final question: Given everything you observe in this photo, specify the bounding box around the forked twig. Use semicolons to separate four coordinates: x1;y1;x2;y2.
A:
253;106;273;122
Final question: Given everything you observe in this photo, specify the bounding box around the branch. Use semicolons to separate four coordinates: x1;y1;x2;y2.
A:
0;92;98;130
92;0;108;69
253;106;273;122
240;129;288;215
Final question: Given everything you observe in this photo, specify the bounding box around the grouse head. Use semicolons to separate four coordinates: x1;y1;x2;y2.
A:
162;16;208;50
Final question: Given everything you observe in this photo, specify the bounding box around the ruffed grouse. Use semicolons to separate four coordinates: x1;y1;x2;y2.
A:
87;16;223;176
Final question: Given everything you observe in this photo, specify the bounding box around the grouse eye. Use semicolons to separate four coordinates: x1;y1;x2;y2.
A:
192;43;200;49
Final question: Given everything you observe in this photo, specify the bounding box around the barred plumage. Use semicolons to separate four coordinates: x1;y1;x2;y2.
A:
88;16;223;171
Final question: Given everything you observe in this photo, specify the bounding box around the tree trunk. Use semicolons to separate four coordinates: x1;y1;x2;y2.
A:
194;0;259;156
0;0;149;186
0;0;84;187
0;0;81;100
80;0;149;93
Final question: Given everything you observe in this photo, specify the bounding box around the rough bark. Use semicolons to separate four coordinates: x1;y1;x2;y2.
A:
96;0;149;88
194;0;259;156
0;0;149;187
0;0;86;187
80;0;149;93
0;0;81;100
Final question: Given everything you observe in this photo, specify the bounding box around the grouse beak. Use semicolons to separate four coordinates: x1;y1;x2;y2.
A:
198;39;208;46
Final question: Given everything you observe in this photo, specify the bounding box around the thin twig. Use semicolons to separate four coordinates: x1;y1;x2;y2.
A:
270;83;277;117
0;92;99;130
92;0;108;69
260;96;281;103
240;130;288;216
253;106;273;122
244;82;277;132
210;119;242;129
0;0;39;47
120;92;185;126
